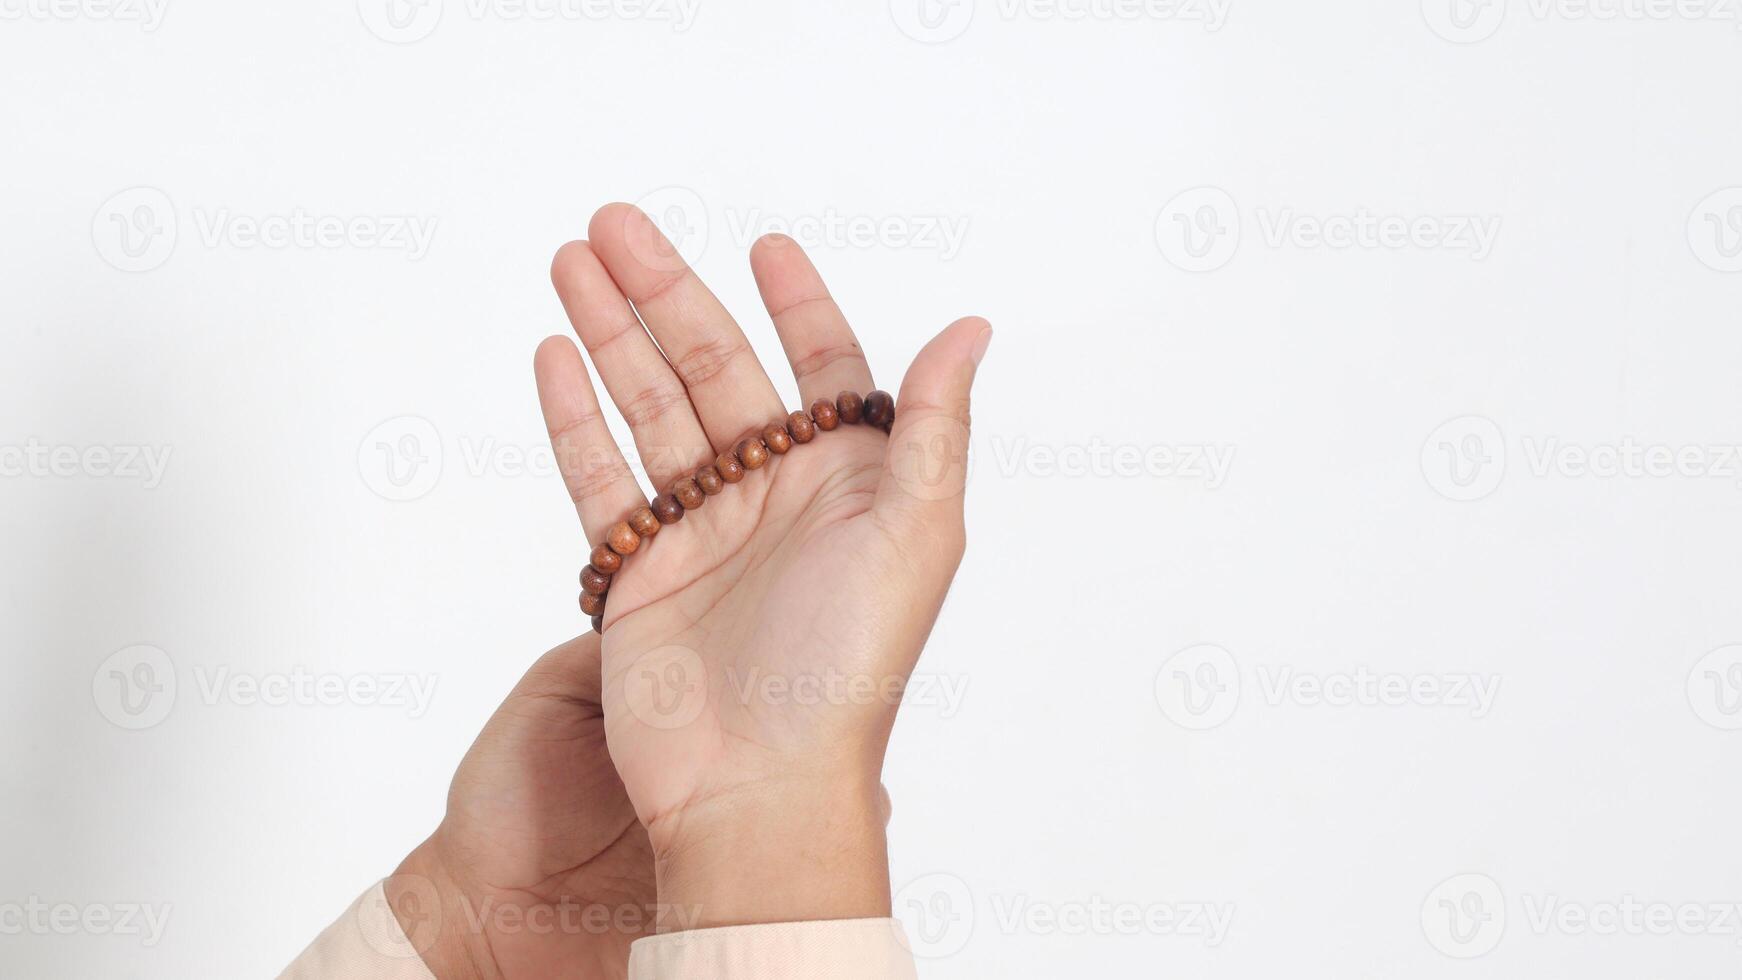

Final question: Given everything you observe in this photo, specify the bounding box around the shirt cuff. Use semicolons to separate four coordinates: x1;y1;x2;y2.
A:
277;880;438;980
628;918;919;980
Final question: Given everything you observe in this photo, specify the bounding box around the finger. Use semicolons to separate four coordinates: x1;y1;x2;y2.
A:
749;233;876;406
588;204;785;448
550;240;713;489
533;335;646;542
874;317;992;539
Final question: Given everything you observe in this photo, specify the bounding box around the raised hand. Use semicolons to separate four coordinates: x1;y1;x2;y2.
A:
534;204;989;929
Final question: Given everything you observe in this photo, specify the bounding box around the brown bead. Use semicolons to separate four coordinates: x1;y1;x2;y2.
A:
627;505;661;539
836;391;863;424
810;398;839;431
590;543;622;574
606;522;640;556
716;452;745;483
695;465;725;495
763;422;793;455
591;614;603;633
651;493;684;525
671;476;705;510
580;565;612;595
787;411;817;444
579;591;607;616
737;436;770;470
864;390;895;430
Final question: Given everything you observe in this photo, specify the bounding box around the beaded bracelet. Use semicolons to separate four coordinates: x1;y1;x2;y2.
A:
579;388;896;631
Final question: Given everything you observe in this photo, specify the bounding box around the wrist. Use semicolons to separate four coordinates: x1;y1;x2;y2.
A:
648;771;892;933
385;836;492;980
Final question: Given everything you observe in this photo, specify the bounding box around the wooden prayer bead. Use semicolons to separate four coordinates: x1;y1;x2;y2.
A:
864;390;895;431
696;465;725;495
787;411;816;444
651;493;684;525
591;614;603;633
810;398;839;431
763;422;793;455
627;505;661;539
580;565;612;595
737;436;770;470
836;391;863;424
606;522;641;556
580;591;607;616
716;452;745;483
672;476;705;510
590;543;622;574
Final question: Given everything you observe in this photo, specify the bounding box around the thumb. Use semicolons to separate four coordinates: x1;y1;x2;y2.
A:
873;316;992;538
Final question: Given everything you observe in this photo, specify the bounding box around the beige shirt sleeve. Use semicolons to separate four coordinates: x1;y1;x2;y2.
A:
628;918;919;980
281;882;918;980
277;881;437;980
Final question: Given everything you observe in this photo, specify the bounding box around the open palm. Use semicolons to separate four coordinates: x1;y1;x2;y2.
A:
533;204;988;923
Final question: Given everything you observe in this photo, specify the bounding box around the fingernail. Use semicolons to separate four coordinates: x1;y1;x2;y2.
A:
970;326;993;366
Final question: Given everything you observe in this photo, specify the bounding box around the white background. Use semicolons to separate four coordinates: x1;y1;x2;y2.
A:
4;0;1742;976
